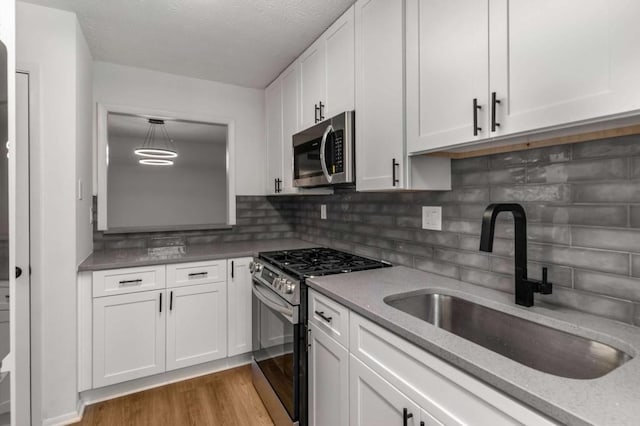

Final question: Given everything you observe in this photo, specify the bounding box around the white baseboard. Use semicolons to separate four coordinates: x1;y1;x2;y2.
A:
78;352;252;409
42;399;85;426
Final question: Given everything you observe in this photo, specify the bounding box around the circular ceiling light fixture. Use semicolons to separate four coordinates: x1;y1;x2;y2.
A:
134;119;178;160
139;158;174;166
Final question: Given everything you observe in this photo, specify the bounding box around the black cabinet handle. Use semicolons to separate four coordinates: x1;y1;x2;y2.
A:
420;422;425;426
314;103;320;123
491;91;501;132
403;408;414;426
392;158;400;187
169;291;173;311
15;267;22;278
473;98;482;136
188;272;208;278
119;278;142;286
314;310;332;323
231;261;235;279
276;178;282;193
319;101;325;121
159;292;163;313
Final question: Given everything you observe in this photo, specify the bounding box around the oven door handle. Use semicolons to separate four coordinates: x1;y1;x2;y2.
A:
252;281;296;324
319;124;334;184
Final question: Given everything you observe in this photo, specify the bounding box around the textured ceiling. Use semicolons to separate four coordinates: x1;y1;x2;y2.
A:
20;0;355;88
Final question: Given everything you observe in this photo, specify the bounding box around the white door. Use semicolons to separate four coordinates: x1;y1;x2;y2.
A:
489;0;640;137
324;6;355;118
93;291;166;387
280;63;301;194
227;258;251;357
355;0;405;191
350;355;421;426
299;39;326;129
166;282;227;370
265;79;283;195
406;0;489;153
308;323;349;426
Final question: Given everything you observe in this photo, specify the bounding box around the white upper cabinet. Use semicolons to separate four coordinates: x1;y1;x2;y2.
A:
324;6;355;118
265;78;283;195
406;0;490;153
407;0;640;154
489;0;640;137
300;39;327;129
300;5;355;130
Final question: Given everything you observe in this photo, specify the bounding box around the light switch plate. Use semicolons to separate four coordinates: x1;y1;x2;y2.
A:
422;206;442;231
321;204;327;220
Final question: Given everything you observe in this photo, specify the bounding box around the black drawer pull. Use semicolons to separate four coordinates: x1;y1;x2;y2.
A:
319;101;325;121
473;98;482;136
169;291;173;311
403;408;413;426
314;103;320;123
159;292;163;313
392;158;400;187
315;310;333;323
119;279;142;286
188;272;208;278
491;91;501;132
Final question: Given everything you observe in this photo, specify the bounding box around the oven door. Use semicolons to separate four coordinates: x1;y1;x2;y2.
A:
252;279;301;424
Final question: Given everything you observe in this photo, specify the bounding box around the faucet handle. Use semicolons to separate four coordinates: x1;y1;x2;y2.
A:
539;267;553;294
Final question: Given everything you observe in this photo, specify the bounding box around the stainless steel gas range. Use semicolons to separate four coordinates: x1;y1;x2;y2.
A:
250;247;390;426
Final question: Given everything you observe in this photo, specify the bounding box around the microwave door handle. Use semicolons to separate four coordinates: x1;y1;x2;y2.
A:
319;124;334;184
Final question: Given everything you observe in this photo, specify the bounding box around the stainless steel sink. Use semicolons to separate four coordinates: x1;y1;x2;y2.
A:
384;292;632;379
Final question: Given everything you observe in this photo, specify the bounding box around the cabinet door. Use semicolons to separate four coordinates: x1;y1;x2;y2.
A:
166;282;227;370
280;63;301;194
300;39;326;129
227;257;252;357
355;0;405;191
93;291;165;387
350;355;420;426
265;78;283;195
324;5;355;118
489;0;640;137
406;0;489;153
308;323;349;426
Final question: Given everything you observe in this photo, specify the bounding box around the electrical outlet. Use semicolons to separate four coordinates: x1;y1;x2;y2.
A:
320;204;327;220
422;206;442;231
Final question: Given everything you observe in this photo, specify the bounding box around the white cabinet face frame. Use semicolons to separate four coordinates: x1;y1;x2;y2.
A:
227;257;252;357
166;282;228;371
265;79;284;195
299;38;327;130
96;103;237;230
323;5;355;118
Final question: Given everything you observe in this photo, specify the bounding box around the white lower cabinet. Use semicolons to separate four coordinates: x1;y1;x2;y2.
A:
166;282;227;371
93;290;166;388
350;354;422;426
227;257;252;357
308;323;349;426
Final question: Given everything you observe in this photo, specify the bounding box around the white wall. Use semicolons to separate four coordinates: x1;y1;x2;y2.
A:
93;62;266;195
17;2;92;424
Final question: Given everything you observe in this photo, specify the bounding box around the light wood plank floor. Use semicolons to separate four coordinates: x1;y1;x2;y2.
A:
73;365;274;426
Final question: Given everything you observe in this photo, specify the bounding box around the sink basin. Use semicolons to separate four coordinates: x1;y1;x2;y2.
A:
384;292;632;379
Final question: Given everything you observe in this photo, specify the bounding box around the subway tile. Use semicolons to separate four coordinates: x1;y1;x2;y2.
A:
571;227;640;253
489;257;573;287
488;167;526;185
433;248;490;270
527;158;627;184
413;230;460;248
457;204;490;220
394;241;434;258
459;268;513;293
442;219;482;235
452;170;489;187
432;188;491;203
572;135;640;159
460;236;513;257
494;222;571;245
538;287;635;324
631;207;640;228
573;181;640;203
633;255;640;278
632;157;640;179
381;250;414;267
491;184;571;203
634;304;640;326
574;270;640;302
526;204;628;227
414;257;460;279
489;145;571;168
451;157;488;172
396;215;422;228
528;244;629;275
353;245;383;261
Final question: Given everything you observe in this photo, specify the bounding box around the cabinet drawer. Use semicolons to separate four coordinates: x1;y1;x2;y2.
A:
166;260;227;288
92;265;166;298
350;312;557;426
308;289;349;348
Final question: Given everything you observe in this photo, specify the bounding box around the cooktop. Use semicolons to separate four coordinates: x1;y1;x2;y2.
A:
258;247;390;278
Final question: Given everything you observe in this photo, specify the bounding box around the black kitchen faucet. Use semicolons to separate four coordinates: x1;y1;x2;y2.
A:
479;203;552;307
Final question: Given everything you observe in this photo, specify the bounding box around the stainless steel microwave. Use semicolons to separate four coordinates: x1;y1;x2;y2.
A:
293;111;355;187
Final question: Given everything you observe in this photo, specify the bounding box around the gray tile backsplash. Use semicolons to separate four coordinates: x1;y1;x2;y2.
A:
268;136;640;326
94;136;640;326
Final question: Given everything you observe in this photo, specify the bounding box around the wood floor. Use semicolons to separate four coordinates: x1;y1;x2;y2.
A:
73;365;275;426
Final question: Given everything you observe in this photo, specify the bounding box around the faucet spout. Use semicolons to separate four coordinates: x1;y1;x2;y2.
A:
479;203;551;307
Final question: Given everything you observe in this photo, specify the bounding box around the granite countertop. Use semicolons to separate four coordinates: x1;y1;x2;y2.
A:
78;238;315;271
307;266;640;426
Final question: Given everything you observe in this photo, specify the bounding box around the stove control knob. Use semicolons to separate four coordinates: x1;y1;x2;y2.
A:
284;281;295;294
254;262;263;272
273;277;281;289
